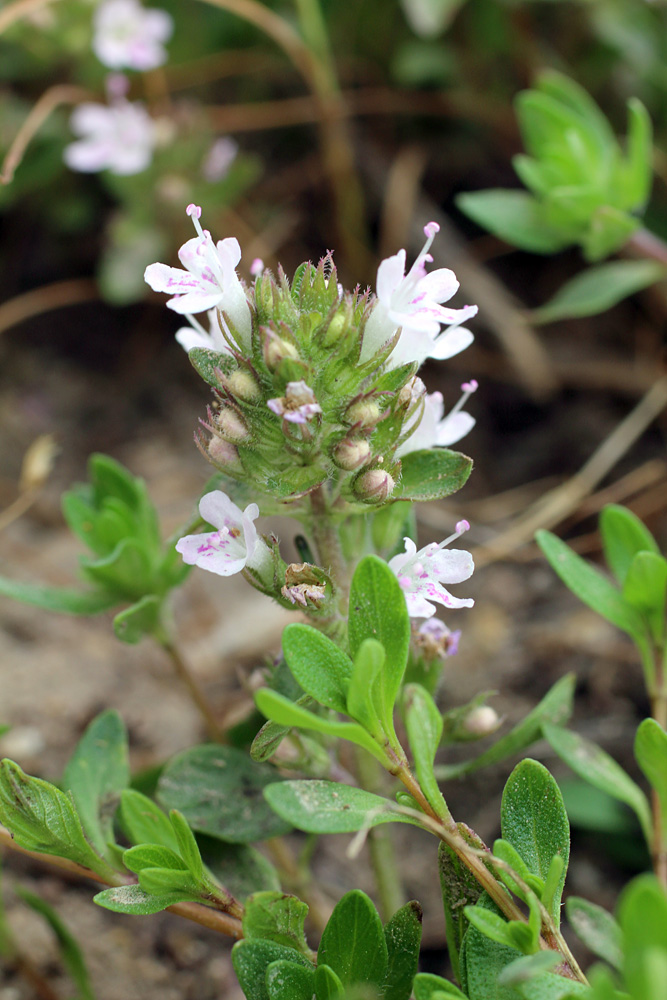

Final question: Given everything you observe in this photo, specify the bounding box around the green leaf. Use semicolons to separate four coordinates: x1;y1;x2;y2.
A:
135;866;200;898
348;555;410;730
535;530;648;644
318;890;388;988
188;347;235;387
531;261;666;324
314;964;345;1000
565;897;622;970
0;760;112;879
263;780;423;835
16;888;96;1000
88;454;144;511
119;789;178;851
255;689;388;764
600;504;660;585
62;710;129;861
383;900;423;1000
620;98;653;209
80;538;153;600
542;723;652;846
113;594;161;643
463;895;523;1000
396;449;473;502
635;719;667;845
169;809;205;881
464;905;518;950
0;576;116;615
200;837;281;897
243;892;311;955
346;638;386;738
456;190;571;254
261;464;327;502
437;831;485;985
437;674;575;779
496;951;560;987
493;838;542;900
413;972;467;999
623;552;667;643
500;760;569;925
232;939;313;1000
282;624;352;714
157;744;291;844
266;960;315;1000
536;71;615;152
617;875;667;1000
123;843;185;873
403;684;447;817
93;883;201;915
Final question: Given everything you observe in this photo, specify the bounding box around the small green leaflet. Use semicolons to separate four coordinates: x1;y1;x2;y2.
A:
565;897;622;970
395;449;473;502
243;891;312;957
530;261;666;324
635;719;667;845
0;576;116;615
263;780;424;835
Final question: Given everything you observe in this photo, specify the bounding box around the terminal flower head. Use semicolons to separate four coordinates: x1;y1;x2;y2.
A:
144;204;252;348
396;380;478;458
176;490;269;577
64;94;156;175
268;381;322;424
92;0;173;71
389;520;474;618
361;222;477;367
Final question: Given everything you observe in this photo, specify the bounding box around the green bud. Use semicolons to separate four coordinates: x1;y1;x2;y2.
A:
462;706;501;738
216;406;250;443
345;397;382;429
332;437;371;471
224;369;261;402
263;331;299;370
353;468;395;504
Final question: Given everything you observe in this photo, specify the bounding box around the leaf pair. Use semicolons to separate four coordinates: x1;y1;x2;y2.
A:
255;554;411;767
232;891;422;1000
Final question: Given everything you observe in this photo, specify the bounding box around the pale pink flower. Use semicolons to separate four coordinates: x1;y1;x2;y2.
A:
176;491;270;577
201;137;238;182
396;380;478;458
144;204;252;349
361;222;477;367
93;0;173;71
175;309;231;354
267;381;322;424
64;98;155;175
389;521;474;618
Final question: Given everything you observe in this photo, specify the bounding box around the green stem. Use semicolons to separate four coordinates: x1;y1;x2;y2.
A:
154;626;223;743
650;644;667;886
309;486;350;608
355;749;405;921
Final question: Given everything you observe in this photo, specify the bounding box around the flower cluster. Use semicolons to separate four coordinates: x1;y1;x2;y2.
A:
145;206;476;628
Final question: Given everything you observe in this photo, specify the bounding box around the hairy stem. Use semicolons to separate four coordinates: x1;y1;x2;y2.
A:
355;749;404;921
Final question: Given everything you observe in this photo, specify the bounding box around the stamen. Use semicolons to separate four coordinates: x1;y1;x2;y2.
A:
448;379;479;419
438;519;471;549
250;258;264;276
186;203;204;239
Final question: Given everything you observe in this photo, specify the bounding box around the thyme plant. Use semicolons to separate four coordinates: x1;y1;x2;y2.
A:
0;205;666;1000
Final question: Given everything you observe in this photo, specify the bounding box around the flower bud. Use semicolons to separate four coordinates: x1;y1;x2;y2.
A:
333;437;371;471
353;468;395;504
263;330;299;370
345;398;382;429
216;406;250;443
321;311;348;346
224;369;261;402
463;706;501;738
208;436;243;472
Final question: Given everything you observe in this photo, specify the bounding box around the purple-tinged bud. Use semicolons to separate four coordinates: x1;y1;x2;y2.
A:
462;706;501;738
345;398;382;429
216;406;250;443
224;369;261;402
354;468;395;504
333;437;371;471
208;437;243;471
398;376;426;409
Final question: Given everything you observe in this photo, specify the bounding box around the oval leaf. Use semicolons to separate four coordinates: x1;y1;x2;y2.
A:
263;780;424;835
531;261;667;324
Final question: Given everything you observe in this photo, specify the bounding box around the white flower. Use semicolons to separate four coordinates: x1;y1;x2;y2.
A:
144;204;252;350
389;521;474;619
201;137;238;182
93;0;173;71
176;491;270;577
361;221;477;367
396;380;478;458
175;309;231;354
64;98;155;175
